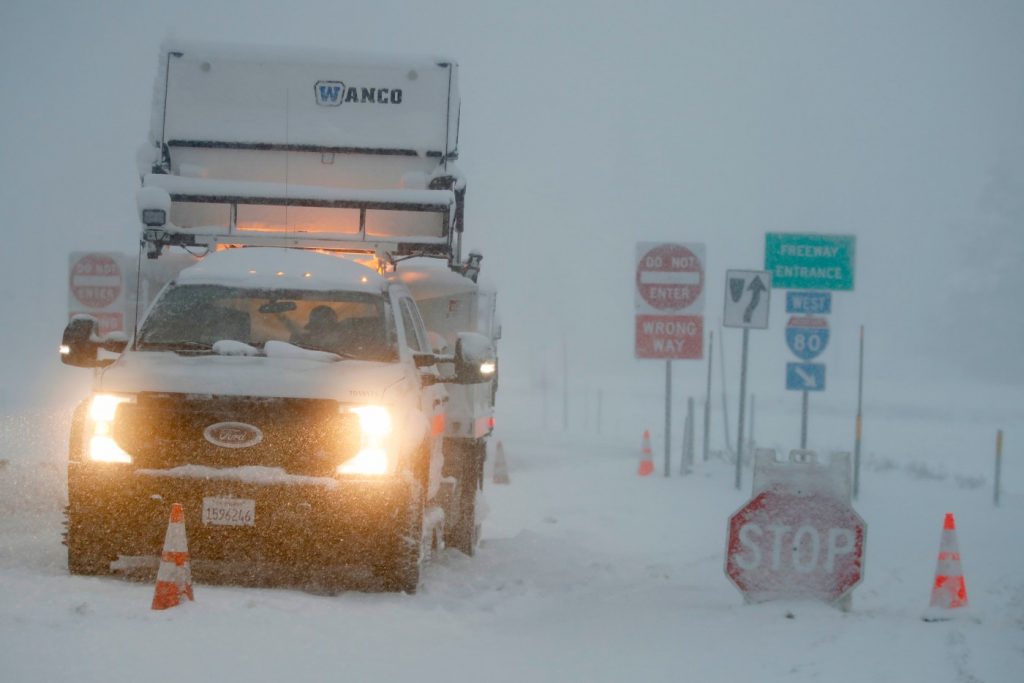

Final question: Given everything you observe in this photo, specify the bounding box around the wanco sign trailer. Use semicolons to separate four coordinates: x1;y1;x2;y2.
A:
635;242;705;477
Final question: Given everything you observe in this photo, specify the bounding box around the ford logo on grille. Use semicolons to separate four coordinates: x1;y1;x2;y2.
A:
203;422;263;449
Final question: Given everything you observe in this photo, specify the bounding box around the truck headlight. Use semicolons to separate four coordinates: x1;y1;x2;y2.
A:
87;393;135;463
337;405;394;475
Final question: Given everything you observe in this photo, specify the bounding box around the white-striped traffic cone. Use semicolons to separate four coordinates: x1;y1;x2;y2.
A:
923;512;970;621
151;503;194;610
638;429;654;476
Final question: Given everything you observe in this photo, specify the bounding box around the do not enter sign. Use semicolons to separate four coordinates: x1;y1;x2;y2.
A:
726;489;866;604
634;242;705;360
635;243;705;314
70;253;122;309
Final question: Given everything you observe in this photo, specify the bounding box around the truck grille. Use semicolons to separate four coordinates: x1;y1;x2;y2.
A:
113;393;359;477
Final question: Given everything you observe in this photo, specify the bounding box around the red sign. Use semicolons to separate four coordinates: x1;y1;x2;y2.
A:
726;489;866;604
70;253;122;309
635;315;703;359
635;243;704;312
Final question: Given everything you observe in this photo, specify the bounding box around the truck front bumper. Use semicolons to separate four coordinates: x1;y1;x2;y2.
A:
68;462;415;570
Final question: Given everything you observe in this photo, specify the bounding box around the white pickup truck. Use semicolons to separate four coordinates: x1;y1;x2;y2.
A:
59;41;498;593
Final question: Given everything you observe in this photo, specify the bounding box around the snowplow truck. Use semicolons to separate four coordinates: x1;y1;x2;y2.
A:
59;41;498;593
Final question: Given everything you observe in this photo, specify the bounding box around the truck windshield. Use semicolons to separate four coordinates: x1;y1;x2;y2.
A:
138;284;396;361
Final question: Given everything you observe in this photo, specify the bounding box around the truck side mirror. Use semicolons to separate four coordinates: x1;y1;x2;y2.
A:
60;317;123;368
413;353;437;368
454;332;496;384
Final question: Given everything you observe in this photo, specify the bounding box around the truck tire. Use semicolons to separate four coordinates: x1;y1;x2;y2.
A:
64;505;117;576
377;481;424;594
445;440;483;557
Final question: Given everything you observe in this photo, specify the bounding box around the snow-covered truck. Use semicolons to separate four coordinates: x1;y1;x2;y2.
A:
58;41;498;592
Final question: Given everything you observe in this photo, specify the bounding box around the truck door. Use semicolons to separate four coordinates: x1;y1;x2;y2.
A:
395;293;447;498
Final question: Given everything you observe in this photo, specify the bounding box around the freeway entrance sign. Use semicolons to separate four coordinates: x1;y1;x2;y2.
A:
785;316;829;360
765;234;855;290
787;362;825;391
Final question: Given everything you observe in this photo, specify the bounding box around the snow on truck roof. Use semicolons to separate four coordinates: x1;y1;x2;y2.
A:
160;39;455;71
176;248;387;293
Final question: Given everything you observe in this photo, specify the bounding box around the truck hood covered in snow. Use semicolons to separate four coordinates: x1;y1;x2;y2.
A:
97;350;406;403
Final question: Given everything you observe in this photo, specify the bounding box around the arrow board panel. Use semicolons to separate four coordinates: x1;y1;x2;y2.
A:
723;270;771;329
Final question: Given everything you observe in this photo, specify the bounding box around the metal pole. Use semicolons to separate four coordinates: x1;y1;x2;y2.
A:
748;394;756;454
854;325;864;499
562;336;569;432
597;389;603;435
994;429;1003;507
735;328;750;490
664;360;672;478
720;325;733;454
703;331;713;461
682;397;694;475
800;390;809;449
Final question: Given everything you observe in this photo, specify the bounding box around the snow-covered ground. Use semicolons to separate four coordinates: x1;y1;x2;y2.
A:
0;395;1021;682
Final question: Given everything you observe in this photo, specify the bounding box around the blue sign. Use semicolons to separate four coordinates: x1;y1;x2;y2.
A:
786;291;832;315
787;362;826;391
785;316;830;360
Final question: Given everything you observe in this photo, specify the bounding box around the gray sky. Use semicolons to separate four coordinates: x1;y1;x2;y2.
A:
1;0;1022;410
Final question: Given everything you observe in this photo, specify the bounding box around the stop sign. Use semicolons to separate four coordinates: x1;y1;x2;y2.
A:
725;489;866;604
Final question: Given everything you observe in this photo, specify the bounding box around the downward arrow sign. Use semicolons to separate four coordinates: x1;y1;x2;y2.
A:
794;365;817;388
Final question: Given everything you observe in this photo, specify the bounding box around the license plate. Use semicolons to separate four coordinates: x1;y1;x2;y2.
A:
202;497;256;527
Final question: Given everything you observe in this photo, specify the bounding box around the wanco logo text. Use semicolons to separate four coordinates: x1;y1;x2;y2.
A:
315;81;403;106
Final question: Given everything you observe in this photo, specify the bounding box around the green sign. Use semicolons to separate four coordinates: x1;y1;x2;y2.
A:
764;233;855;291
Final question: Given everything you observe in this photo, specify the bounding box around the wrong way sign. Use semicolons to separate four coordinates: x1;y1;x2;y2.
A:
635;242;705;360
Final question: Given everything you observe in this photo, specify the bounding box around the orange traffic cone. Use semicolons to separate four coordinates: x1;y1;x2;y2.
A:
923;512;970;621
638;430;654;476
492;440;510;485
151;503;194;610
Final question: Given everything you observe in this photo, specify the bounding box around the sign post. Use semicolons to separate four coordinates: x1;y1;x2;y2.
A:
766;234;856;467
702;331;713;462
723;270;771;490
785;315;829;448
855;325;865;499
635;243;706;477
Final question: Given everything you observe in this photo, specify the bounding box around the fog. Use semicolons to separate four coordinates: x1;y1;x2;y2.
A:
1;0;1022;415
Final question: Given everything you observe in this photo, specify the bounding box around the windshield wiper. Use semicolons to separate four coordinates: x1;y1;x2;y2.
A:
139;340;214;352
